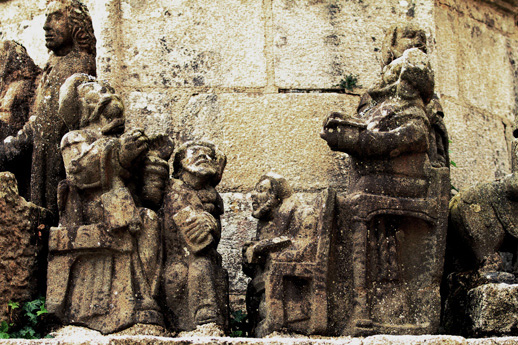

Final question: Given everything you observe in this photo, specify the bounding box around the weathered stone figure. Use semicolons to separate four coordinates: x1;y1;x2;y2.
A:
321;22;450;335
46;74;164;334
444;141;518;336
162;141;229;333
1;0;96;216
0;40;41;198
0;40;40;141
243;173;336;337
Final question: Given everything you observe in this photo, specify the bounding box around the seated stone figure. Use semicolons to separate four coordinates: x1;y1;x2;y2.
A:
321;22;450;336
162;141;229;333
243;173;336;337
46;74;165;334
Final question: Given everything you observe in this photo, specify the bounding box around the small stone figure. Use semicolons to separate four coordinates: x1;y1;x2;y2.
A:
162;141;229;333
46;74;165;334
321;22;450;335
243;173;336;337
1;0;96;215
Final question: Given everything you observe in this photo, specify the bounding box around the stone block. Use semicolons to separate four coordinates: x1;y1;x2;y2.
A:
272;0;435;89
468;283;518;335
119;0;266;88
443;99;511;191
435;5;516;122
363;335;467;345
174;93;359;192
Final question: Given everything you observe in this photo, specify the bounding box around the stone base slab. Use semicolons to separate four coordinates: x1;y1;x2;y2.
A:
2;334;518;345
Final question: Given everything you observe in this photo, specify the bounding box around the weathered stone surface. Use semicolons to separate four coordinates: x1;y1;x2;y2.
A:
273;0;434;90
47;75;165;334
162;141;229;333
220;193;256;307
0;172;47;322
243;174;333;336
363;335;467;345
468;284;518;336
444;98;511;191
119;0;266;88
435;2;516;123
175;93;357;192
321;24;449;336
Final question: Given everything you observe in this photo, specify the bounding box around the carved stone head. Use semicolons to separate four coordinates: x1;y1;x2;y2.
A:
251;173;293;220
381;22;427;67
172;141;226;187
59;73;124;134
44;0;96;56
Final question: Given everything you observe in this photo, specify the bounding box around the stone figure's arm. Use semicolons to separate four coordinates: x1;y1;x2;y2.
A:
358;118;429;158
0;117;34;169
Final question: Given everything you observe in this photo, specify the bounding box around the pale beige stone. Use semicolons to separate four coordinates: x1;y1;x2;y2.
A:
444;98;511;191
363;335;467;345
272;0;435;89
174;93;359;192
119;0;266;88
435;4;516;122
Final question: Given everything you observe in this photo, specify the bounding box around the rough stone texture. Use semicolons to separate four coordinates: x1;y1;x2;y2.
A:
3;332;518;345
0;172;45;322
443;99;510;192
0;0;517;318
119;0;266;89
468;284;518;336
272;0;435;90
174;93;358;192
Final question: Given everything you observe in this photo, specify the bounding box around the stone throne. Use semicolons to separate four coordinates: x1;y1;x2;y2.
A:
320;22;450;336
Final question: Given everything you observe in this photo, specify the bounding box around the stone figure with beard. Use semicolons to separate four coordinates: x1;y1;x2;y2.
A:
162;141;229;333
243;173;322;337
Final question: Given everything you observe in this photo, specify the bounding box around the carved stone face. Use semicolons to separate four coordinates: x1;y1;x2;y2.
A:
392;26;426;60
181;145;217;177
251;178;279;220
44;2;73;53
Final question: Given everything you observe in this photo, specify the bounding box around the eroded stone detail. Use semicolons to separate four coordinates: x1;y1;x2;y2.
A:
0;172;49;322
0;0;96;216
46;75;166;334
444;152;518;336
162;141;229;333
243;173;336;337
321;22;450;336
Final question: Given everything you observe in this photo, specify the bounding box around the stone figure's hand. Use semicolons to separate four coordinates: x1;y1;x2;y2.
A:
321;112;363;154
119;129;149;168
182;211;217;245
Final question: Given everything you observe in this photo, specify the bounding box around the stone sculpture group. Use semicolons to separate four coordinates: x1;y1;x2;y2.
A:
0;0;516;339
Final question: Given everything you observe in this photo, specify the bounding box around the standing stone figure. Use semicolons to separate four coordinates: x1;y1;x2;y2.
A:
321;22;450;335
1;0;96;216
162;141;229;333
243;173;336;337
46;74;164;334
